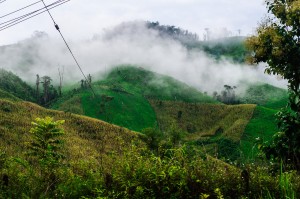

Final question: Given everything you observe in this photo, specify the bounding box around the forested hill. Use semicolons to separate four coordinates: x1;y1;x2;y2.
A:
145;22;249;63
194;37;248;63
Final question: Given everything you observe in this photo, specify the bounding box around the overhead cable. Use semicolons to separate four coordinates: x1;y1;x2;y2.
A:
41;0;96;96
0;0;69;32
0;0;42;19
0;0;66;28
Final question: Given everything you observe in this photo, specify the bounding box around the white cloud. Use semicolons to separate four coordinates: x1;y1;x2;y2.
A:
0;0;266;45
0;22;287;94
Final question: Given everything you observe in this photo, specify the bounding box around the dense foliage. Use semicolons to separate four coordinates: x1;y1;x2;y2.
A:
247;0;300;170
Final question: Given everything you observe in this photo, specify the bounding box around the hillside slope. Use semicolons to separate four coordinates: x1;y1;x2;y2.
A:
150;100;256;160
52;66;217;131
0;88;20;101
0;69;35;102
0;98;143;169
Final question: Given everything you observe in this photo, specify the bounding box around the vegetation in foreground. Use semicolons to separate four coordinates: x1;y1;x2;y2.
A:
247;0;300;170
0;104;299;198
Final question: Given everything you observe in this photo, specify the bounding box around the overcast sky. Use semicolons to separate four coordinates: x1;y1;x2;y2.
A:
0;0;267;45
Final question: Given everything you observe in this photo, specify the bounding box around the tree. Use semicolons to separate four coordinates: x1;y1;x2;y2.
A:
58;66;64;97
28;117;65;165
142;127;163;152
246;0;300;170
213;85;238;104
87;74;92;85
41;76;52;104
36;74;40;102
27;117;65;194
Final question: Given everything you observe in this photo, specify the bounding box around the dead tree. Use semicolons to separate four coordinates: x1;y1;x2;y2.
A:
36;74;40;102
58;66;64;96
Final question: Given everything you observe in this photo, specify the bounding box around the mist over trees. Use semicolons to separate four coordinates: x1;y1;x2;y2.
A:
146;21;199;44
213;85;239;104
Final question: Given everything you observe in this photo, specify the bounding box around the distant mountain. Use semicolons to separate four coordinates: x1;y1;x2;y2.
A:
102;21;249;63
145;22;249;63
188;37;248;63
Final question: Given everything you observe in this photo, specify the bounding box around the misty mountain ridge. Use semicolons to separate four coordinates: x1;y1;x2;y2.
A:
0;21;287;94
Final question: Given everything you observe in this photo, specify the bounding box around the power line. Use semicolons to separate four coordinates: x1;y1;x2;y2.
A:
40;0;96;96
0;0;42;19
0;0;69;32
0;0;65;28
0;0;7;4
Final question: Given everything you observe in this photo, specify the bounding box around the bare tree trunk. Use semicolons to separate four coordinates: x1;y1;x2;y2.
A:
36;74;40;103
58;66;64;96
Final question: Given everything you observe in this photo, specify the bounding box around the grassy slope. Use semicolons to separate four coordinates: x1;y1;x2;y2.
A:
150;83;288;161
239;83;288;110
0;98;143;172
239;83;288;161
240;106;278;160
52;66;217;132
150;100;256;160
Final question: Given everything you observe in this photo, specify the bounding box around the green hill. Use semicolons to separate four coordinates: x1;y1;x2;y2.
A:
239;83;288;110
51;66;217;131
0;69;35;102
50;67;288;161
